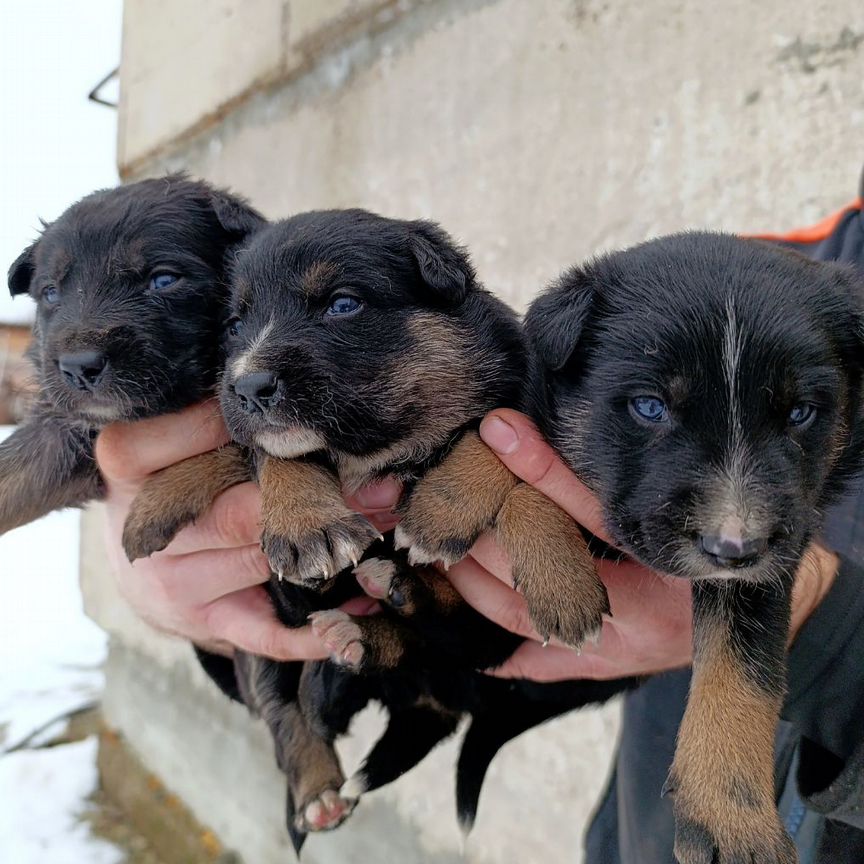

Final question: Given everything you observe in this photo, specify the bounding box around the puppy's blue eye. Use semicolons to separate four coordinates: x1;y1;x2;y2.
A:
788;402;816;427
42;285;59;305
226;317;244;338
325;296;363;317
630;395;669;423
149;272;179;291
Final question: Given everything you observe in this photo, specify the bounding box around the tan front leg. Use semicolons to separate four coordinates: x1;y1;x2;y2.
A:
669;583;796;864
258;455;380;587
495;481;608;647
123;444;251;561
395;430;517;565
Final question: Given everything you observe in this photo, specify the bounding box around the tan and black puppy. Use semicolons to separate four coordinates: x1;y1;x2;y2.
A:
126;208;609;644
525;233;864;864
123;210;630;848
217;209;607;648
0;174;263;536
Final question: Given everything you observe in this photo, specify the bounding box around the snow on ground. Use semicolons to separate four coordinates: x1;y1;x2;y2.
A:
0;426;122;862
0;428;105;750
0;738;122;864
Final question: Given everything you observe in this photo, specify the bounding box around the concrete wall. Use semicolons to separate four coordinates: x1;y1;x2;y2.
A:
82;0;864;861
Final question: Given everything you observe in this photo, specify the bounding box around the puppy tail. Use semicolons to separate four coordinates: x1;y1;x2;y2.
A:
455;700;572;834
455;713;510;835
344;706;459;798
457;677;642;833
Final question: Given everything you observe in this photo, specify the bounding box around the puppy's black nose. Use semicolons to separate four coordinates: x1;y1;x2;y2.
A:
58;351;108;391
699;533;768;568
234;372;280;414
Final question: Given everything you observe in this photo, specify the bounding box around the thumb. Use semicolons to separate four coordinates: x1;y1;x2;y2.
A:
479;409;609;541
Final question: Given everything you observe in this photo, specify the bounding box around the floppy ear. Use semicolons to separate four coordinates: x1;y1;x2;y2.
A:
524;266;596;371
8;243;37;297
209;189;266;239
408;221;475;304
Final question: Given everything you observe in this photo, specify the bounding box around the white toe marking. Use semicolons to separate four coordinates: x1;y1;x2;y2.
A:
340;774;367;801
393;525;411;550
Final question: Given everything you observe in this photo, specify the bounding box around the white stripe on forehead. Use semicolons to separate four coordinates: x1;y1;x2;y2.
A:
721;295;749;517
722;295;743;438
231;316;275;379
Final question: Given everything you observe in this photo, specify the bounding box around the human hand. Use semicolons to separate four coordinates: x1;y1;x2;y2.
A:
96;402;335;661
448;409;837;682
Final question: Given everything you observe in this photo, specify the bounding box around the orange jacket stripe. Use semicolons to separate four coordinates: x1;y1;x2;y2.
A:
749;198;863;245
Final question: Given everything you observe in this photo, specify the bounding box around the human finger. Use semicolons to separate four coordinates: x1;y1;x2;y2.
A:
445;556;542;641
164;482;263;554
479;409;610;542
200;587;329;661
96;400;230;489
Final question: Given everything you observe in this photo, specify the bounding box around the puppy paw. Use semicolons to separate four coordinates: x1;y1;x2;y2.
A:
354;557;417;613
496;481;608;648
392;523;472;569
264;513;381;587
520;573;608;648
122;504;192;562
672;809;797;864
309;610;366;668
668;771;797;864
123;446;251;562
295;788;358;834
354;557;397;599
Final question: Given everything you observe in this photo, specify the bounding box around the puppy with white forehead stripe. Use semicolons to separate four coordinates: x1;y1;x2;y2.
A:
525;232;864;864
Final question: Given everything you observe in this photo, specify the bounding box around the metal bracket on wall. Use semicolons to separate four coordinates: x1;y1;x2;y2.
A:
88;67;119;109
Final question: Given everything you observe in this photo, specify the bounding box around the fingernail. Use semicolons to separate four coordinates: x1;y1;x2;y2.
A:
480;415;518;455
355;479;400;509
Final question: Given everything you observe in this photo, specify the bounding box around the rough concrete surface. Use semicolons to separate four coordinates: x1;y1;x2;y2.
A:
82;0;864;862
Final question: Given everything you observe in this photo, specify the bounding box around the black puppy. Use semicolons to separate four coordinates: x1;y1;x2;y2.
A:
525;233;864;864
0;175;263;536
124;210;629;846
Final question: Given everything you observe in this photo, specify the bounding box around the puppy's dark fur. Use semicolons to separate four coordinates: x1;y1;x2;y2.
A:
1;175;263;535
526;232;864;864
125;210;632;846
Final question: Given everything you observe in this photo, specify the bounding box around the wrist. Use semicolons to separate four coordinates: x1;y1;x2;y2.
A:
790;543;838;642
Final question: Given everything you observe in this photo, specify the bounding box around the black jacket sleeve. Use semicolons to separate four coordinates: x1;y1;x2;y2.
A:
783;545;864;828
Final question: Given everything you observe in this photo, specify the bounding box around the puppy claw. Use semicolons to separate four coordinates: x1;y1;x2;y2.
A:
264;513;379;589
309;610;366;668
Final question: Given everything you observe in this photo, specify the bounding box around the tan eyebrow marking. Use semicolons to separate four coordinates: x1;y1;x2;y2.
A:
301;261;339;296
